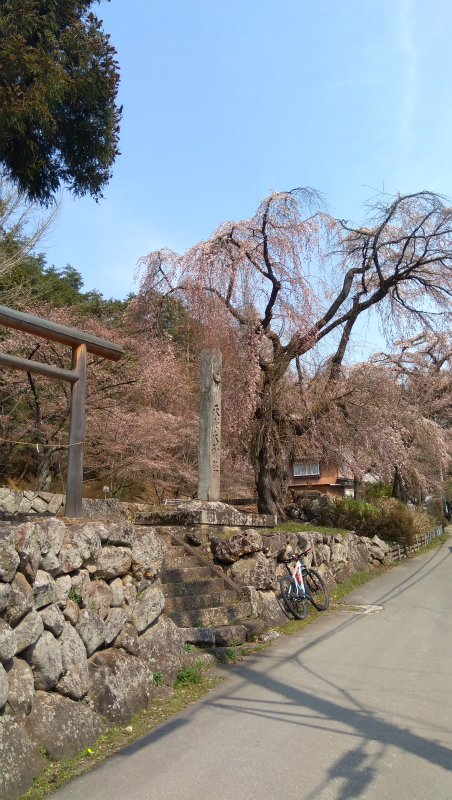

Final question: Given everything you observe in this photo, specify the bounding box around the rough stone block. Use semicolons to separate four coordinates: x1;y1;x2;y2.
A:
211;529;264;563
70;568;90;607
183;651;217;668
0;619;17;663
63;598;80;626
54;574;71;608
0;491;22;514
13;521;42;581
109;577;124;607
257;590;288;627
103;607;128;645
261;532;287;559
138;615;184;685
0;531;19;583
56;622;89;700
0;661;8;708
213;625;246;647
241;585;260;616
330;542;348;563
0;717;44;800
4;572;33;626
122;575;137;610
39;604;65;637
26;691;104;760
241;619;267;640
180;627;215;646
131;526;166;580
100;521;135;547
80;497;128;521
58;522;102;573
4;657;35;715
130;583;165;634
87;579;113;619
23;630;63;690
0;583;10;613
94;546;132;580
30;497;47;513
113;623;140;656
230;552;277;591
32;569;56;609
14;610;44;654
88;648;153;725
76;609;105;656
333;563;356;584
47;494;64;515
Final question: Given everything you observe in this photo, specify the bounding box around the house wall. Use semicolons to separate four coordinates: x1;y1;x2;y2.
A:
288;462;348;496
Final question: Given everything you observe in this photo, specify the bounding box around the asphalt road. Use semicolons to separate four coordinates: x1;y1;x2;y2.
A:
53;534;452;800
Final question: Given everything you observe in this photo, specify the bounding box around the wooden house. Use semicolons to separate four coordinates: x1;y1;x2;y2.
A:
289;460;354;497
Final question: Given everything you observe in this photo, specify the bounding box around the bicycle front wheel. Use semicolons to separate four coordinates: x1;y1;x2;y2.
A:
279;575;307;619
305;568;329;610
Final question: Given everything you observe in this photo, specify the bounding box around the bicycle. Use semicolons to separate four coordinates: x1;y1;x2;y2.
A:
280;547;329;619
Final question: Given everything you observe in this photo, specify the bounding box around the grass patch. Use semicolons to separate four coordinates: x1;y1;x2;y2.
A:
19;675;222;800
276;605;322;635
174;663;203;687
270;521;349;536
152;671;163;686
329;567;387;602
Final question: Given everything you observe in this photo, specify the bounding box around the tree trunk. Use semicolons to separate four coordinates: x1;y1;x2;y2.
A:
392;465;408;503
353;476;363;501
35;449;60;491
256;449;290;519
252;372;300;520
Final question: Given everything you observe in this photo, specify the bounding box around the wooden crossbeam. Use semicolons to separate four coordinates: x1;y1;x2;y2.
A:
0;352;78;383
0;304;124;361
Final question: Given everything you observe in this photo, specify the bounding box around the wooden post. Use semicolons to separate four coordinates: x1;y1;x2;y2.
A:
65;344;87;517
198;350;222;502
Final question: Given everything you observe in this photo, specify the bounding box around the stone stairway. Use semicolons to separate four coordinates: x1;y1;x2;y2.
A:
160;538;252;627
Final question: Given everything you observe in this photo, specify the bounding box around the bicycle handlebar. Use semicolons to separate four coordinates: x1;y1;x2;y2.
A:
282;547;311;563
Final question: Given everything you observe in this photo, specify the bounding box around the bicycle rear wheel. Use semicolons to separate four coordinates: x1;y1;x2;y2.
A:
305;568;329;610
279;575;307;619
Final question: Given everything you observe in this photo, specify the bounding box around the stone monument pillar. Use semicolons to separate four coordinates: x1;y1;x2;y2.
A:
198;349;222;501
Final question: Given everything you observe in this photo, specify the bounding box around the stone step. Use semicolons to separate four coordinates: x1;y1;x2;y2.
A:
165;590;237;612
162;578;225;597
165;545;186;558
161;566;212;583
162;555;199;569
169;602;252;628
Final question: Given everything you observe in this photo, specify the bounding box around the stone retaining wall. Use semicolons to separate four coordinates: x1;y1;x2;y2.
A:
188;526;392;593
0;516;189;800
0;487;155;521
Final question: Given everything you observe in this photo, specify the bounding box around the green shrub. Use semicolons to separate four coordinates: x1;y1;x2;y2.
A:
317;497;380;535
317;496;417;545
374;500;415;546
364;482;393;501
424;498;448;527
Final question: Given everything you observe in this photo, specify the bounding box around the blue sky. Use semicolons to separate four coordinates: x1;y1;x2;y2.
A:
42;0;452;352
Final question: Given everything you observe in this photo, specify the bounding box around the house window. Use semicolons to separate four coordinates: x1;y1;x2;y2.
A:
340;465;349;479
293;461;320;477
